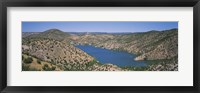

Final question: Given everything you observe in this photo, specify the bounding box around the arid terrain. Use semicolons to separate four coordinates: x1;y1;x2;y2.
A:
22;28;178;71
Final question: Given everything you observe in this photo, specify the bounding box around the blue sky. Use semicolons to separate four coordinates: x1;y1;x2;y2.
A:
22;22;178;33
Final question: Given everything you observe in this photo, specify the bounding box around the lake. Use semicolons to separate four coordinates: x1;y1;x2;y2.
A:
76;45;147;67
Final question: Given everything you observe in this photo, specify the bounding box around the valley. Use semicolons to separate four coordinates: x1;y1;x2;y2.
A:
22;28;178;71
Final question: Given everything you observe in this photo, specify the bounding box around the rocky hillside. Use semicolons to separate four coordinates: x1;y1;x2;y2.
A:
22;29;123;71
71;29;178;61
68;28;178;71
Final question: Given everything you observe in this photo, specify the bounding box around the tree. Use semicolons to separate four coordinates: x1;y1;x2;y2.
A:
24;57;33;64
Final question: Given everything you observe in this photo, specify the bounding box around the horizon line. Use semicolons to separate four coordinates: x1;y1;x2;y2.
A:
22;28;178;33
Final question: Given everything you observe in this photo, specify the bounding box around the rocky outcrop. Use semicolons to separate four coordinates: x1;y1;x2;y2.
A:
134;55;146;61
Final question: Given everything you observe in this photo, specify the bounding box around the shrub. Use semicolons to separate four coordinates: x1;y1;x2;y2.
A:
23;50;29;55
31;55;38;59
43;64;49;70
52;66;56;70
22;55;24;61
86;59;98;67
42;64;55;71
37;59;41;64
24;57;33;64
22;64;30;71
44;64;49;68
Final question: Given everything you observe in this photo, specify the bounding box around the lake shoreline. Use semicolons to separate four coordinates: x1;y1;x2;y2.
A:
76;45;148;67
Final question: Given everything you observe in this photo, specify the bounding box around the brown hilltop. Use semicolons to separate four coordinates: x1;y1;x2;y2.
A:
24;29;70;41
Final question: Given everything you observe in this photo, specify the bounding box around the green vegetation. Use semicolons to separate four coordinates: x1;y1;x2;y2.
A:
85;59;98;67
37;59;41;64
43;64;50;71
22;55;24;61
23;57;33;64
51;66;56;70
42;64;56;71
22;50;29;55
121;66;149;71
22;64;30;71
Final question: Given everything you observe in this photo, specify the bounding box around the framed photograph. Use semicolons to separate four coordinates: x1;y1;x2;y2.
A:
0;0;199;93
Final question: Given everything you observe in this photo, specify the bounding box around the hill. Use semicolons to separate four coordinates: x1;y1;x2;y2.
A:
22;32;40;38
22;28;178;71
70;28;178;71
71;28;178;61
22;29;123;71
24;29;70;41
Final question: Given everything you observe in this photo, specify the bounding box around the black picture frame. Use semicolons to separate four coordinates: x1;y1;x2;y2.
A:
0;0;199;93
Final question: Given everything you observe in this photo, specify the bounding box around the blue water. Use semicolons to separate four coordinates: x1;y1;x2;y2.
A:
76;45;147;67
